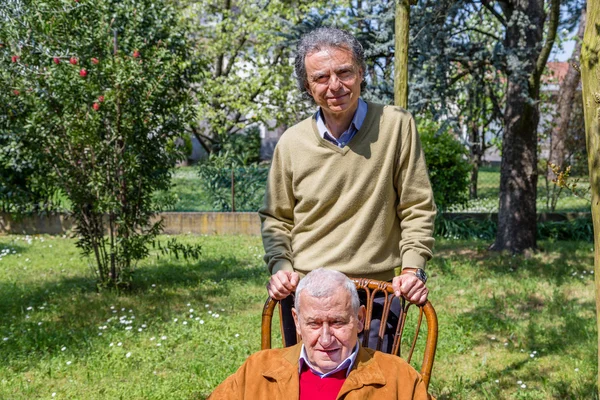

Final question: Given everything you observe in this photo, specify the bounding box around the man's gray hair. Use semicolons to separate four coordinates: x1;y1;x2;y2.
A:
294;27;367;98
294;268;360;315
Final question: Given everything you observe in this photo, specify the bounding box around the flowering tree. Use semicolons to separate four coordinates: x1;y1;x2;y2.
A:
1;0;202;287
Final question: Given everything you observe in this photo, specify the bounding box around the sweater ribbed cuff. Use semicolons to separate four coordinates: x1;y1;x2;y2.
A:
271;260;294;275
401;250;427;269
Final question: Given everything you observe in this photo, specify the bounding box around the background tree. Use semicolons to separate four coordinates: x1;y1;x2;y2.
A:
543;8;587;211
345;1;505;200
547;8;586;175
580;0;600;390
489;0;560;252
1;0;202;287
188;0;334;154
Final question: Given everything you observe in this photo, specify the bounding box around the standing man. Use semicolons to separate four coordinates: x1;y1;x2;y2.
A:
259;27;435;344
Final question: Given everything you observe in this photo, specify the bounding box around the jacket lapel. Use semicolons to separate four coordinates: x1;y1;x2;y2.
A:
262;344;302;400
337;346;386;398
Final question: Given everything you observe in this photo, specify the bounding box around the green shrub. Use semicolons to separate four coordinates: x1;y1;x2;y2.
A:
419;121;471;211
435;213;497;240
213;127;262;165
435;213;593;242
537;217;594;242
198;126;266;211
198;154;268;212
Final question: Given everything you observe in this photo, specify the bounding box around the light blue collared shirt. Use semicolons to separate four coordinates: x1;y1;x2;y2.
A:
315;98;368;148
298;342;359;378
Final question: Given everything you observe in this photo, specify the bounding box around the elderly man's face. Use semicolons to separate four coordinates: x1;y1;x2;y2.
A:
304;47;363;119
292;287;365;374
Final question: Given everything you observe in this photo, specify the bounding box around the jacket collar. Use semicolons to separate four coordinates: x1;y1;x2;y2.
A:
262;344;302;398
338;345;387;397
262;343;387;399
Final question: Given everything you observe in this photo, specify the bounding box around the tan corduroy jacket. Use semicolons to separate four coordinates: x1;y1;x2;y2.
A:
208;343;434;400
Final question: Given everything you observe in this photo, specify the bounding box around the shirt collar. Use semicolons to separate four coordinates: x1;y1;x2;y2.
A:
315;98;367;147
298;342;360;378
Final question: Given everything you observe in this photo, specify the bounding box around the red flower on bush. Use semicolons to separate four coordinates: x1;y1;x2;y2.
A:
69;57;78;65
133;50;140;58
53;57;61;65
12;90;20;96
93;102;100;111
98;95;105;103
91;57;99;65
11;55;19;63
79;69;87;77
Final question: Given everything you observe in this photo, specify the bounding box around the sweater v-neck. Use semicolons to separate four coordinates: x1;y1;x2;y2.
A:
310;101;379;155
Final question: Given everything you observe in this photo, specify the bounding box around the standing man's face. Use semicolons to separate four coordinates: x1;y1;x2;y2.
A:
304;47;363;119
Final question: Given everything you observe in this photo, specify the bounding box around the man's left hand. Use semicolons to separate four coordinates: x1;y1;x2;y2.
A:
392;273;428;305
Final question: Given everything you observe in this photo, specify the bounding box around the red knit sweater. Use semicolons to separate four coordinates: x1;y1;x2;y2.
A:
299;367;347;400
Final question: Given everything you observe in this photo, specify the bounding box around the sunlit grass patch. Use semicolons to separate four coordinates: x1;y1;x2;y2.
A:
0;235;596;399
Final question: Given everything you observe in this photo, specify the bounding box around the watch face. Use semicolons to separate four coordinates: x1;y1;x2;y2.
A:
416;269;428;283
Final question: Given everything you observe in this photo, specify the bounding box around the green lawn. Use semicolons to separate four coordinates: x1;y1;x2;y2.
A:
0;234;596;399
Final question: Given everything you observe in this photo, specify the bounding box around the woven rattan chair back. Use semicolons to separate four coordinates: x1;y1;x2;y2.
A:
260;278;438;389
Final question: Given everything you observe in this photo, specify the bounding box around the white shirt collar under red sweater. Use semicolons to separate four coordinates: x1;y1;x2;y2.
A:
298;342;360;378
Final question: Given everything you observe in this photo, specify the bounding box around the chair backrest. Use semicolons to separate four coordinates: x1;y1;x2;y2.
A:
261;278;438;389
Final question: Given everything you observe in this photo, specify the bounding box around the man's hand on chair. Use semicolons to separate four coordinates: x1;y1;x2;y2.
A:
267;270;300;300
392;273;428;305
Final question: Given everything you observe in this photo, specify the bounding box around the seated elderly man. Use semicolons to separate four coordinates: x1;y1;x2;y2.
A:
209;268;433;399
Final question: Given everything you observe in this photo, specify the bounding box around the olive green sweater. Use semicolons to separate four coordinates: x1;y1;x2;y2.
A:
259;102;436;281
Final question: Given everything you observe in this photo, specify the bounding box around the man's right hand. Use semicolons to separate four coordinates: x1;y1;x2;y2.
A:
267;270;300;300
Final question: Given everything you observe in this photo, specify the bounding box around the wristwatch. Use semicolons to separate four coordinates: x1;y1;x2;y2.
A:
402;267;428;284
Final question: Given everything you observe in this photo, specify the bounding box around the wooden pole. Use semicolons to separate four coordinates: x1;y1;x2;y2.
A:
394;0;410;108
580;1;599;393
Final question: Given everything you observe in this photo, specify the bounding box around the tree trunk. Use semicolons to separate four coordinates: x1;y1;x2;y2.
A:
580;0;600;392
547;9;586;178
492;0;558;253
495;79;540;252
394;0;410;108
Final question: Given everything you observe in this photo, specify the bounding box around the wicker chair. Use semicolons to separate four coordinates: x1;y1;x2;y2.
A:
261;278;438;389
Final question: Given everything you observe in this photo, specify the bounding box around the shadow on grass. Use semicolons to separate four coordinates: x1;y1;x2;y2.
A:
433;241;598;399
434;240;593;285
0;253;268;369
